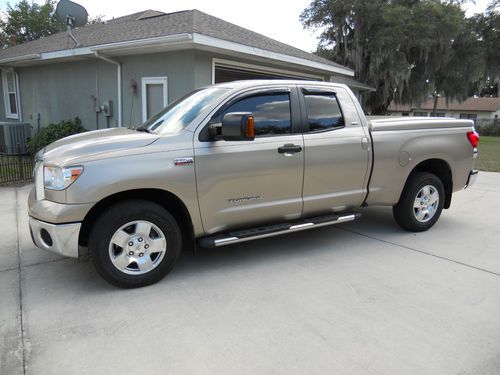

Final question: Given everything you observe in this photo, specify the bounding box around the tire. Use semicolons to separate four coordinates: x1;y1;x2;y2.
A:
393;172;445;232
89;200;182;288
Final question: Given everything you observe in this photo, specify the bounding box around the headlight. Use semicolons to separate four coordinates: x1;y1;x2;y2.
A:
44;166;84;190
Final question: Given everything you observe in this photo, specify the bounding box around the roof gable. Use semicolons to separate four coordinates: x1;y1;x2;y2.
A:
136;10;167;20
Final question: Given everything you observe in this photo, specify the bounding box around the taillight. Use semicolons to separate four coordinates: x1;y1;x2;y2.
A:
467;131;479;148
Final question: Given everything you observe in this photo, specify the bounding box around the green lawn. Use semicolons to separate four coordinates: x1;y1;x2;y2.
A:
476;136;500;172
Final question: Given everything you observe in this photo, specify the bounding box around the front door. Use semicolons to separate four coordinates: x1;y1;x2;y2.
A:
194;88;304;234
142;77;168;122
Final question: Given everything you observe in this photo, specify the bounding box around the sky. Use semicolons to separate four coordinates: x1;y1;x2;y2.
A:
0;0;493;52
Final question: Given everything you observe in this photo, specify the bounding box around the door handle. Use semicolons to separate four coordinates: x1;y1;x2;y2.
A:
278;144;302;154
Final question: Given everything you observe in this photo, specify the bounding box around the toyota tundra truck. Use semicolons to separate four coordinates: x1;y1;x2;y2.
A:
28;80;479;288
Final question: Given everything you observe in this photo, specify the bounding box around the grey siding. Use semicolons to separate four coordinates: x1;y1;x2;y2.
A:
14;50;197;131
120;50;196;127
17;60;117;131
193;51;213;88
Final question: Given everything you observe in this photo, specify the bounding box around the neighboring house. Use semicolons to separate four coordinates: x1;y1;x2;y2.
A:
388;97;500;124
0;9;372;133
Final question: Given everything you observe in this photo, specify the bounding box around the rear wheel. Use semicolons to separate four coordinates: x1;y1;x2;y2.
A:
393;172;445;232
89;200;181;288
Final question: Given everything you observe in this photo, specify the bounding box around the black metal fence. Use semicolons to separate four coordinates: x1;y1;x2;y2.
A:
0;146;35;184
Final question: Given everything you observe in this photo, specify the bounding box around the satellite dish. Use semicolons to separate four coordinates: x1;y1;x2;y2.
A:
55;0;88;47
55;0;88;27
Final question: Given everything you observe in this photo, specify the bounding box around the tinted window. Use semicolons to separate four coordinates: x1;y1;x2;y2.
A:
304;94;344;132
223;93;291;136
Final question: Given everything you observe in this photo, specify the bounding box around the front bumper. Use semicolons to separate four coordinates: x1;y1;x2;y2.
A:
29;216;81;258
465;170;479;189
28;188;94;223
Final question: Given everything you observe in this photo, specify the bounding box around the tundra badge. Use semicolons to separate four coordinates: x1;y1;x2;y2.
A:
228;196;262;204
174;157;194;166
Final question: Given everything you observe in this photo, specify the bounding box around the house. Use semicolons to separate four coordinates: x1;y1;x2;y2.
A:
0;9;372;133
388;97;500;124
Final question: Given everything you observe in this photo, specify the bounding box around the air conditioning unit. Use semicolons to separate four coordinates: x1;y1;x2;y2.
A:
0;122;31;155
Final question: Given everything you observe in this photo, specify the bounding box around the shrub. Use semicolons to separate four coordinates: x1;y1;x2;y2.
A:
475;119;500;137
27;117;86;154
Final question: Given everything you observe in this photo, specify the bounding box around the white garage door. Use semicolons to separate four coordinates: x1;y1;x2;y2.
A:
213;60;322;84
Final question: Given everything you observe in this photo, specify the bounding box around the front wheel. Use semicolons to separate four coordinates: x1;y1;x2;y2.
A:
393;172;445;232
89;200;182;288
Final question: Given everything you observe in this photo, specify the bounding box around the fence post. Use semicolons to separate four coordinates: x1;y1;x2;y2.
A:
17;143;25;181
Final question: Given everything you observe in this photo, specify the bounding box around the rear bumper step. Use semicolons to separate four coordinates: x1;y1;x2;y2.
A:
465;169;478;189
198;212;361;248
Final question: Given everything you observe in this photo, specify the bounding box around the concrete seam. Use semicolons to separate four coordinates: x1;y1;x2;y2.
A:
21;257;71;270
469;188;500;193
337;226;500;278
15;189;27;375
0;266;20;273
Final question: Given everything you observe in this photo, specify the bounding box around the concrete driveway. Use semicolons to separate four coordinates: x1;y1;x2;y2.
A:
1;173;500;375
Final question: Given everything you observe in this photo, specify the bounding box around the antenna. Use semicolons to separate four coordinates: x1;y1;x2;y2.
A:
55;0;89;48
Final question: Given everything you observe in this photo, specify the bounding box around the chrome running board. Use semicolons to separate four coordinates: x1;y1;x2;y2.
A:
198;212;360;248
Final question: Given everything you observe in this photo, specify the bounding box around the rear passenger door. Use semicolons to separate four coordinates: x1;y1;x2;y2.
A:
300;85;371;215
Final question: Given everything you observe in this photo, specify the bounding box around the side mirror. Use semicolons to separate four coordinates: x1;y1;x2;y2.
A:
220;112;255;141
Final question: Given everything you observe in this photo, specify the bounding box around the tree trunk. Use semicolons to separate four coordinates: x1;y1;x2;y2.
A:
431;93;438;117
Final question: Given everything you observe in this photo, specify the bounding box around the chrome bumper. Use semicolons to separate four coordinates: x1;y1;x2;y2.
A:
465;170;479;189
29;217;81;258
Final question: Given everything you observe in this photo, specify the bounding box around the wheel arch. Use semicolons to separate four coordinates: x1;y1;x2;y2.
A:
79;188;194;248
403;158;453;209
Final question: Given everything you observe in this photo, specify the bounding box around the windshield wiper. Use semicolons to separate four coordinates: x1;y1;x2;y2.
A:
133;126;151;133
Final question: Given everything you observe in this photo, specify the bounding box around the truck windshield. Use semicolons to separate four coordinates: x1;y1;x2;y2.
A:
143;87;230;135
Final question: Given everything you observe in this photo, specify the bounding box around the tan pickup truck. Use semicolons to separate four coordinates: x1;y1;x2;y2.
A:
28;80;479;288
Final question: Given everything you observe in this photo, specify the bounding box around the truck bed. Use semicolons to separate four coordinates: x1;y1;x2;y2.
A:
365;116;475;207
367;116;474;132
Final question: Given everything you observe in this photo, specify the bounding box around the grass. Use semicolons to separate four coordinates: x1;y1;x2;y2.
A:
476;136;500;172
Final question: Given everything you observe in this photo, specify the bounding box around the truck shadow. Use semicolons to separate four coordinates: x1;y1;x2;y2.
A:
171;206;400;280
27;206;401;292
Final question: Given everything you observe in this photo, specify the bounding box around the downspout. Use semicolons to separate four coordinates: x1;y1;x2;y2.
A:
14;70;22;122
94;51;122;127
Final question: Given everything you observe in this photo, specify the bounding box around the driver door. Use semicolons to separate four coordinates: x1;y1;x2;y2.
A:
194;87;304;234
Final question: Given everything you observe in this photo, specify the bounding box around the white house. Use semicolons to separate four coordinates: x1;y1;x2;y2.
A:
388;97;500;123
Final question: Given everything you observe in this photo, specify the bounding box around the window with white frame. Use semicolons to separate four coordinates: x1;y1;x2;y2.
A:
141;77;168;122
2;70;20;119
459;113;478;124
413;111;428;117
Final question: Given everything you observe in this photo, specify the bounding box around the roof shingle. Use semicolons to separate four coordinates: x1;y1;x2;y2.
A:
0;9;349;72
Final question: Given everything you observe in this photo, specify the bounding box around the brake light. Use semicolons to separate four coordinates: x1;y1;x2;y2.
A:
467;131;479;148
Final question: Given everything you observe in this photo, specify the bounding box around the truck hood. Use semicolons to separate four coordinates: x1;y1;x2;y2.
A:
42;128;159;165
